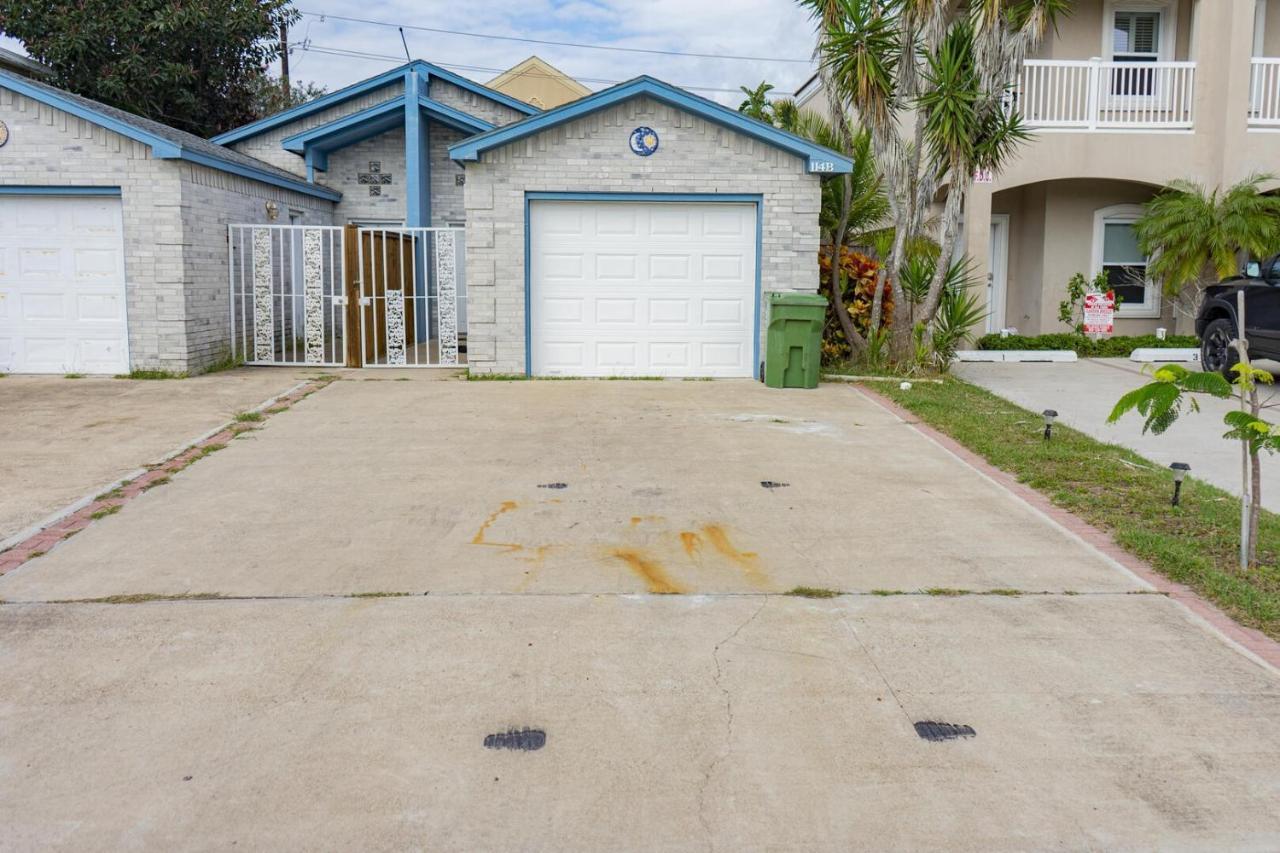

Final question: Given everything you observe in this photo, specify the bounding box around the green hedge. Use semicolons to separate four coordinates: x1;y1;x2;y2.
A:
974;333;1200;357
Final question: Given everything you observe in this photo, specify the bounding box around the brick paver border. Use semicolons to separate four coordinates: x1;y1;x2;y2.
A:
0;376;335;576
856;383;1280;672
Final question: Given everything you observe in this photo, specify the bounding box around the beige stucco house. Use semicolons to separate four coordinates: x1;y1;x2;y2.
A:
487;56;591;110
798;0;1280;336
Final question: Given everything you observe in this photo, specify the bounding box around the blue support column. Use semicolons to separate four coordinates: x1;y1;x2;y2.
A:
404;69;431;344
404;70;430;227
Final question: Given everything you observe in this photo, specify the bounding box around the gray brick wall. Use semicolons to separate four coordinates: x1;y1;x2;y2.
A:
429;123;467;225
323;127;407;224
428;79;528;128
177;165;334;371
227;82;402;177
460;95;822;374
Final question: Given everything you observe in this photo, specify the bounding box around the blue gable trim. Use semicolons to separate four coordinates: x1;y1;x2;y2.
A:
0;70;340;201
282;97;407;156
213;60;535;147
449;76;852;175
418;96;495;135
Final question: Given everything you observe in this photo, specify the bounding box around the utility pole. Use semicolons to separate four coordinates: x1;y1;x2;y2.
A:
280;23;290;99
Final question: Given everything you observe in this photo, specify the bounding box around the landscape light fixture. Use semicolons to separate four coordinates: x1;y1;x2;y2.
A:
1042;409;1058;441
1170;462;1191;506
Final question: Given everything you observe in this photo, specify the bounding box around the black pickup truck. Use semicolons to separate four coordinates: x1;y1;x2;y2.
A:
1196;253;1280;377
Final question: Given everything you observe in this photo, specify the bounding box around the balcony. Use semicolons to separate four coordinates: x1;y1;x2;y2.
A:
1250;58;1280;128
1013;59;1196;131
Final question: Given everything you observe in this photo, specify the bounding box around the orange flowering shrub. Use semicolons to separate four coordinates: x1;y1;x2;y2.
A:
817;246;893;363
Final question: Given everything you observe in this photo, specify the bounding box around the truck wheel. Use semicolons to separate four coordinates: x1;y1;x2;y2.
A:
1200;317;1237;380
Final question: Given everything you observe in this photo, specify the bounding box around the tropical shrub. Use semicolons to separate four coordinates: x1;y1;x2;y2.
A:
819;246;892;363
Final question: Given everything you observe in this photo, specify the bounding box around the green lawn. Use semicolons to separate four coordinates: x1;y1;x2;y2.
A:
874;378;1280;639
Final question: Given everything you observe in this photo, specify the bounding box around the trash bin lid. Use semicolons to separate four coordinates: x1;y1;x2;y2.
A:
768;291;827;307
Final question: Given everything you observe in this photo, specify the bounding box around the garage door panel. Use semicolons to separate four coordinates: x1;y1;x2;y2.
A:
648;299;689;325
596;207;639;236
595;254;638;280
75;292;124;321
595;298;638;324
702;342;747;369
0;196;128;373
649;255;691;281
701;255;746;282
702;299;745;326
21;293;65;321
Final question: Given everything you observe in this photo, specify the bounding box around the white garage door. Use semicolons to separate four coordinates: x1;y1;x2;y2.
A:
530;200;757;377
0;195;129;374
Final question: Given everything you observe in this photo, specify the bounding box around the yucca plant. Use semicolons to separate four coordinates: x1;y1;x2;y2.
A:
799;0;1067;363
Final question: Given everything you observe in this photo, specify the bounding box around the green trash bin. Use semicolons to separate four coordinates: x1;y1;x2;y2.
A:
764;291;826;389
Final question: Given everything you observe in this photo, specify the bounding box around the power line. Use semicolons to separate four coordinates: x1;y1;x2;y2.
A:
297;10;814;64
299;44;779;96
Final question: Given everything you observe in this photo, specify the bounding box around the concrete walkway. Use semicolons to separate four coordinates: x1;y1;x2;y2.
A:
956;358;1280;512
0;376;1276;850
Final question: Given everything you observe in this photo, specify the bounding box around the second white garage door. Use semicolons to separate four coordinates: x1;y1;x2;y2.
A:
529;200;757;377
0;195;129;374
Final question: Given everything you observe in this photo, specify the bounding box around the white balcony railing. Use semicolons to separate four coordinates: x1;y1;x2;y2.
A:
1013;59;1196;130
1250;58;1280;128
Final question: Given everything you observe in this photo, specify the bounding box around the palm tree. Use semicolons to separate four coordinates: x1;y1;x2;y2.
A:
738;81;775;123
798;0;1068;361
1134;174;1280;322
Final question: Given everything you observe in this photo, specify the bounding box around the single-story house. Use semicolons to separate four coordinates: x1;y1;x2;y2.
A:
0;60;849;377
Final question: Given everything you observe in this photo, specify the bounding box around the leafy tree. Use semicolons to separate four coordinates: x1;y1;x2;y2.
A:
799;0;1067;362
738;81;776;123
1134;174;1280;323
0;0;297;137
250;74;326;119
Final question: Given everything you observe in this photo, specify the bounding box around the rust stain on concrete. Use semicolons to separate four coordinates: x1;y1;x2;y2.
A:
472;501;521;552
701;524;769;586
609;548;686;594
630;515;664;527
679;531;702;559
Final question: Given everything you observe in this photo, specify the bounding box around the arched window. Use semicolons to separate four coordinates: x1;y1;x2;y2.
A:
1092;204;1160;318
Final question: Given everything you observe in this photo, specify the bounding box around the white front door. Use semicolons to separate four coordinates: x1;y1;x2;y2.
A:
529;200;757;377
0;195;129;374
987;214;1009;334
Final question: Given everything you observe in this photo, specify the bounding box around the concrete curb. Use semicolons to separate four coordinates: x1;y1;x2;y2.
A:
0;379;323;573
855;383;1280;674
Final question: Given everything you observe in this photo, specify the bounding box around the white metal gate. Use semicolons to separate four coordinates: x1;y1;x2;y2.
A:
229;225;347;366
356;227;466;367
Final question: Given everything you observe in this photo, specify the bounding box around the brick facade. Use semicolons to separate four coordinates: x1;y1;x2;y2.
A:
460;95;822;374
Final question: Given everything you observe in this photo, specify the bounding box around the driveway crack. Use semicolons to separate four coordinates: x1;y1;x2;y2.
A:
698;596;767;851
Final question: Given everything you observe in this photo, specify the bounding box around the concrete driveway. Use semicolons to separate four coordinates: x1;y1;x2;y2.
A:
0;376;1276;850
956;358;1280;512
0;369;315;545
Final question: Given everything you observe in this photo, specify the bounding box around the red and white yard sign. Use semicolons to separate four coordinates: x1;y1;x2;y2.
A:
1083;290;1115;335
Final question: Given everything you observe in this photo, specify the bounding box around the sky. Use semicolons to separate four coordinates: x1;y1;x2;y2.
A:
1;0;821;106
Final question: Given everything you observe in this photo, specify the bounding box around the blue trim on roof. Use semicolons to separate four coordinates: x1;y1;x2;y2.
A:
0;185;122;196
0;69;341;202
0;71;180;157
418;96;494;135
212;60;536;147
450;76;852;175
282;97;406;154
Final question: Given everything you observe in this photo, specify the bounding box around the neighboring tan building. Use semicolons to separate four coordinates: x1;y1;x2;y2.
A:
487;56;591;109
799;0;1280;336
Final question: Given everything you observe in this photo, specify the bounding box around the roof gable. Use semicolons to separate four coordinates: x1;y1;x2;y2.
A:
0;69;341;201
488;56;590;101
448;76;852;175
212;61;538;146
